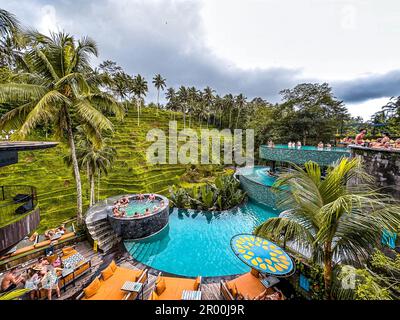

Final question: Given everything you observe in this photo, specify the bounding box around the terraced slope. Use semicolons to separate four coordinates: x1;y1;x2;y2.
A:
0;107;216;232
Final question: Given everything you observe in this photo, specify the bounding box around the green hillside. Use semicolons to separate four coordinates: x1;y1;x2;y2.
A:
0;107;223;232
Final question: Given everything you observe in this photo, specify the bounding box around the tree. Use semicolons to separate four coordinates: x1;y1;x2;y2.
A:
152;74;166;108
177;86;188;128
132;74;148;126
0;32;123;224
278;83;349;145
255;158;400;299
65;127;117;206
235;93;247;129
0;9;22;69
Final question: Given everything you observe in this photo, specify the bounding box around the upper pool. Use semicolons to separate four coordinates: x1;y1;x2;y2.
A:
124;200;279;277
271;144;348;152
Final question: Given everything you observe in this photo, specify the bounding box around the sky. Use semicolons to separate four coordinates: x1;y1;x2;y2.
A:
2;0;400;120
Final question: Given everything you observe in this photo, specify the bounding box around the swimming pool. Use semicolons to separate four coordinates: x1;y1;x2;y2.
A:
236;166;276;186
124;199;162;217
124;200;279;277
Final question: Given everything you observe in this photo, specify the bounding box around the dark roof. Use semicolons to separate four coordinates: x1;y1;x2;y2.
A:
0;141;59;152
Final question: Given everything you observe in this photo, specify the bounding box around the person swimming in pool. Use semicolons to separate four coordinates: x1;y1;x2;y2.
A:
317;142;324;150
325;143;332;150
119;196;129;206
148;193;156;201
138;193;145;201
145;208;151;215
296;141;302;149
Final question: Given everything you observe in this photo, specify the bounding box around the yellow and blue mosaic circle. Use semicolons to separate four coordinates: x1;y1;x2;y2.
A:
231;234;294;276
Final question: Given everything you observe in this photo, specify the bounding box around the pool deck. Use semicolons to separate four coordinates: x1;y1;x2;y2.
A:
0;241;224;300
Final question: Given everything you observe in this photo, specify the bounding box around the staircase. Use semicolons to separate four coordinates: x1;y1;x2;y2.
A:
86;218;121;253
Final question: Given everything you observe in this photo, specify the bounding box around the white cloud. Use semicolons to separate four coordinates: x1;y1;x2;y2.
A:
346;97;390;120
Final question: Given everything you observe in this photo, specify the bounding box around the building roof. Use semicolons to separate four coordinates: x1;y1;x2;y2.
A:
0;141;58;152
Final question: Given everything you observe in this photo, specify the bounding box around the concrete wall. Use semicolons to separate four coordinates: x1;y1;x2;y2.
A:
350;146;400;198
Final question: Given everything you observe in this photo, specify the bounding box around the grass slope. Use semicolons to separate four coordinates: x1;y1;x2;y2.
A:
0;107;219;232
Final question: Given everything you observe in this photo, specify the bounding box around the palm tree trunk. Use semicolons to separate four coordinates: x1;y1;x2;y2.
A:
229;108;232;129
97;170;100;202
66;112;83;225
90;171;95;206
157;89;160;108
137;97;140;126
323;244;333;300
235;108;240;129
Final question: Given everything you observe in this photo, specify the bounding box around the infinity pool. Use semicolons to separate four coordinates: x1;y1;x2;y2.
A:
236;166;277;186
124;200;279;277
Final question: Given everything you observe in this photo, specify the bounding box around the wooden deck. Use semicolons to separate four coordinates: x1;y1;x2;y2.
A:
1;241;224;300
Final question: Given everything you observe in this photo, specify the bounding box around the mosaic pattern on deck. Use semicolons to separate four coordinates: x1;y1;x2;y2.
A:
259;145;350;166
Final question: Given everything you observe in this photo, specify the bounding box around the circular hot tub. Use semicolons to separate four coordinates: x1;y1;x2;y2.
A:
107;194;169;240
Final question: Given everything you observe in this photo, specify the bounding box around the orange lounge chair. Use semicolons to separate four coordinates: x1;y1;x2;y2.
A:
148;272;201;300
220;268;281;300
78;261;148;300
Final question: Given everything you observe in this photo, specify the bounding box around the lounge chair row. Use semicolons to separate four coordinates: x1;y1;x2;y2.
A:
77;261;202;300
78;260;283;300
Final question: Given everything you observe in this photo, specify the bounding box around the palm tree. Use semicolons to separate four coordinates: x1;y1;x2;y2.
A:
235;93;246;129
0;9;22;68
67;129;117;206
203;86;215;127
223;94;234;129
177;86;188;128
165;87;178;120
255;158;400;299
0;32;123;224
152;74;166;108
132;74;148;126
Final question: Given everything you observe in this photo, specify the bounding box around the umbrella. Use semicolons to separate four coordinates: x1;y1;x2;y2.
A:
231;234;294;277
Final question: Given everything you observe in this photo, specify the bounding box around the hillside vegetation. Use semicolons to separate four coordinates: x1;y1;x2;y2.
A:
0;107;223;231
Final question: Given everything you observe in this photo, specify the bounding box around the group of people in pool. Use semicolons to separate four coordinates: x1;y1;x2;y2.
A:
112;194;166;218
343;129;400;150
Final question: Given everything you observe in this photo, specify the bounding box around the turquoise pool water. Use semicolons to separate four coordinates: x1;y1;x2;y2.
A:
124;200;279;277
124;200;161;217
273;144;348;152
236;166;277;186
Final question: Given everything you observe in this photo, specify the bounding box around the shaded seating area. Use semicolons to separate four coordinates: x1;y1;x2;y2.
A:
220;268;284;300
0;224;77;266
149;272;202;300
78;261;148;300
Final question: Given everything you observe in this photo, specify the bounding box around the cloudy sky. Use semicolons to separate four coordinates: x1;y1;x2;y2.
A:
3;0;400;119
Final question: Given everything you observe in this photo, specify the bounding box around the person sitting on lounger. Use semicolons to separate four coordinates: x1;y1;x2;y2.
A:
55;224;66;236
1;267;25;293
44;229;55;240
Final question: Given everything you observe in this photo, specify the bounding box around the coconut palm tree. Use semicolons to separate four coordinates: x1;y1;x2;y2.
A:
235;93;247;129
132;74;148;126
255;158;400;299
177;86;188;128
0;32;123;224
66;128;117;206
152;74;166;108
203;86;215;127
0;9;22;68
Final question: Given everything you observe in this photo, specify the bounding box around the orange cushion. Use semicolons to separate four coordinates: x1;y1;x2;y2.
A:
155;277;166;295
34;240;51;249
194;277;201;290
59;232;75;241
84;278;101;298
149;291;159;300
109;260;117;272
101;265;114;281
62;247;74;256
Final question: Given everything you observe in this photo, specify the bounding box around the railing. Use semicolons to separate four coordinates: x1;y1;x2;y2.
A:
0;185;38;227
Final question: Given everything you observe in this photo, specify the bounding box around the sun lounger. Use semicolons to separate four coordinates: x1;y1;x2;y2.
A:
148;272;201;300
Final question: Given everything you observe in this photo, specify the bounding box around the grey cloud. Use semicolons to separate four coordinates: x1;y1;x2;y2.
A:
333;70;400;103
2;0;399;106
